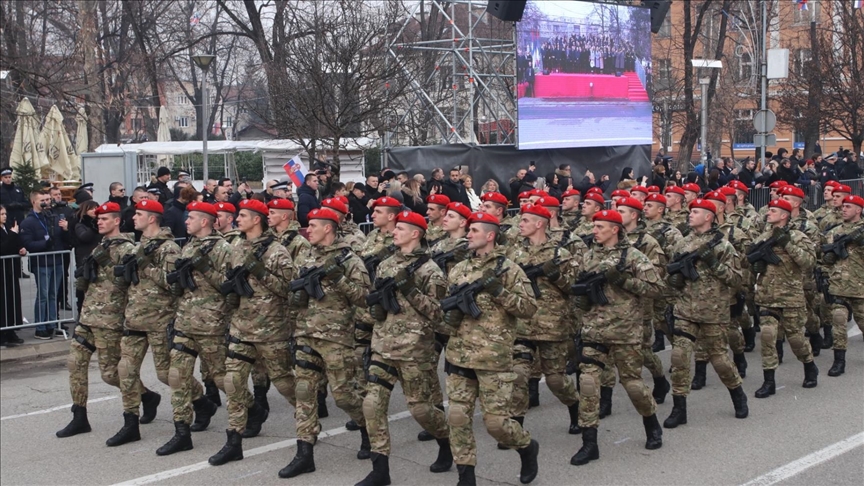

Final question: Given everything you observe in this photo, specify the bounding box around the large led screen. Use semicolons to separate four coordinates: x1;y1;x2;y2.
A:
516;1;653;150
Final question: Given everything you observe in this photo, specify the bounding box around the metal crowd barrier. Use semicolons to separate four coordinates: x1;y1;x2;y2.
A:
1;250;77;338
359;222;374;235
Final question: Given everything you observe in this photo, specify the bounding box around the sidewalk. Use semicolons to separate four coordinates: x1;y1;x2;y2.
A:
0;330;71;363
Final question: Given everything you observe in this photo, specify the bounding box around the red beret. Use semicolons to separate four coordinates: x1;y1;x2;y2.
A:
446;202;472;220
521;203;551;219
518;191;532;200
562;189;581;198
537;196;560;208
593;209;623;224
529;189;549;198
95;202;122;215
337;195;349;206
268;198;296;211
239;198;269;216
647;185;661;194
586;187;604;195
704;191;727;204
728;180;749;192
768;198;793;213
631;186;649;194
779;186;805;199
616;196;643;212
833;184;852;194
372;196;401;208
611;189;630;198
468;211;499;226
689;198;717;214
307;208;340;223
321;197;348;214
768;180;788;189
396;210;428;231
136;199;163;214
824;180;840;188
480;192;508;206
645;193;667;206
186;201;217;217
665;186;686;197
719;186;736;197
584;192;606;206
426;194;451;207
682;183;701;194
214;202;236;214
842;195;864;208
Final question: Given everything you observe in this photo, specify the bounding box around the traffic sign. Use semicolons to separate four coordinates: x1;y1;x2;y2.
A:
753;110;776;132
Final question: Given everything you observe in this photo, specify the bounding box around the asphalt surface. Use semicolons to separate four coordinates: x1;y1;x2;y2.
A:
517;100;652;150
1;322;862;486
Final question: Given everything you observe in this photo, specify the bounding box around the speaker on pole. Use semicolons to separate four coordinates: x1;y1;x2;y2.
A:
486;0;527;22
641;0;672;34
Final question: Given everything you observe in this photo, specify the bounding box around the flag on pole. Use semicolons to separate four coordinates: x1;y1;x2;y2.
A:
796;0;808;10
854;0;862;9
283;154;306;187
190;12;201;26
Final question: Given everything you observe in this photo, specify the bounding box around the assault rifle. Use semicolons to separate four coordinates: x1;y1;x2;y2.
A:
821;226;864;261
431;241;468;271
74;255;98;282
289;249;352;301
114;254;140;285
746;236;782;266
440;258;509;319
363;245;395;283
570;271;609;306
366;255;430;314
580;234;594;246
816;269;853;321
520;247;562;298
168;258;197;291
667;233;723;282
220;237;274;298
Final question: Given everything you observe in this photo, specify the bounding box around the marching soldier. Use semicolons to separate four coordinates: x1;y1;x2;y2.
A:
663;186;689;232
280;208;371;479
209;199;296;466
57;202;137;438
425;194;450;244
356;210;452;486
478;192;514;243
642;193;682;352
156;202;230;455
819;184;851;232
322;197;365;248
442;211;540;486
268;197;310;261
630;186;649;203
561;189;582;230
573;191;606;246
812;181;839;224
107;199;180;447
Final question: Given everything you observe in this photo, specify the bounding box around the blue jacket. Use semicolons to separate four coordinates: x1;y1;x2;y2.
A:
19;210;71;267
296;184;320;227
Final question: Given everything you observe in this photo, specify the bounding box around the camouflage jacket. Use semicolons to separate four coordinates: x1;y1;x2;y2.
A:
425;224;448;246
562;209;582;230
573;218;595;238
728;207;761;240
220;228;243;246
753;225;815;308
718;217;753;296
811;202;834;225
372;246;446;363
228;235;295;342
670;228;742;324
626;222;667;317
355;228;394;328
430;235;470;279
791;211;821;289
579;239;662;345
124;228;181;331
173;233;233;336
506;238;574;341
79;233;137;330
645;218;683;257
551;227;589;263
823;220;864;299
271;221;311;262
818;207;843;233
294;239;370;347
338;224;366;249
445;247;537;371
668;208;690;235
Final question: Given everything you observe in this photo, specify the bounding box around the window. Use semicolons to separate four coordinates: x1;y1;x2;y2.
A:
793;48;811;76
733;109;756;148
794;128;806;149
131;118;142;131
225;116;233;128
658;10;671;38
738;52;754;80
177;117;189;128
176;94;188;105
656;58;672;90
793;5;809;24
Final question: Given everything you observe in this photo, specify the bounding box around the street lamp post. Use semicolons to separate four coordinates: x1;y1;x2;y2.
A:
691;59;722;163
192;54;216;181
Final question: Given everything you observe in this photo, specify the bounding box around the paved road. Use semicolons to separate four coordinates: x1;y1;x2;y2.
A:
517;100;652;150
1;323;862;486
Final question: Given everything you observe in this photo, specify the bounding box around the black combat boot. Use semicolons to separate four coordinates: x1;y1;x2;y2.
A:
663;395;687;429
652;330;666;352
690;361;708;390
802;361;818;388
598;387;613;418
499;416;523;449
828;349;846;377
56;405;91;438
346;419;361;431
156;421;193;456
253;385;270;412
728;386;749;419
733;353;748;378
209;429;244;466
528;378;540;408
106;412;141;447
570;427;599;465
355;452;391;486
652;376;670;404
809;331;823;357
190;396;218;432
754;369;776;398
516;439;540;484
457;465;476;486
204;380;221;407
821;325;833;349
140;390;161;424
743;327;757;352
568;402;581;434
429;437;453;473
358;426;371;459
776;339;785;364
417;430;434;441
278;440;315;478
241;402;269;438
317;388;329;418
643;414;663;450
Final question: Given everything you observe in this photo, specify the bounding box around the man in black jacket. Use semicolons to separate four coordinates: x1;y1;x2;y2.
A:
148;167;173;204
296;174;321;227
108;182;129;210
348;183;371;224
0;167;31;229
738;158;757;189
442;167;471;206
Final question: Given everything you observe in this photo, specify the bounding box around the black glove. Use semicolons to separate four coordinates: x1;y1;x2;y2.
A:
541;260;562;282
667;272;686;289
169;282;184;297
226;292;240;308
751;260;768;275
244;259;267;279
698;245;718;267
822;251;838;265
604;266;625;286
292;289;310;308
322;256;345;283
574;295;592;311
443;309;464;327
394;268;414;295
191;254;210;272
370;304;387;322
75;277;89;293
481;269;505;297
772;226;791;248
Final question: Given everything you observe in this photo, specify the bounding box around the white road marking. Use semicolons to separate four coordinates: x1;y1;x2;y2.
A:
0;396;118;421
739;432;864;486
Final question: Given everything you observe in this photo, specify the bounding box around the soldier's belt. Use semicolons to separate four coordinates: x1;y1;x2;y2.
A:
579;355;605;369
370;360;398;377
227;349;255;364
673;329;697;342
444;360;477;380
354;338;371;347
513;351;534;363
172;342;199;358
173;329;189;339
296;345;323;359
122;329;148;338
514;338;538;351
582;342;610;354
227;334;255;346
354;322;374;333
295;344;324;374
367;360;399;390
759;308;783;320
72;332;96;353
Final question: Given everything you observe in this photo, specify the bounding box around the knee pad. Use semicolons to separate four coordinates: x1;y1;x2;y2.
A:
623;380;645;401
579;373;597;398
168;367;182;390
273;377;294;399
545;373;565;394
117;357;129;380
788;334;808;355
670;347;686;368
67;353;78;373
760;319;777;343
295;380;312;402
333;392;355;410
156;369;169;386
409;402;432;424
362;394;377;421
101;369;120;387
447;403;470;428
223;372;238;395
710;355;732;376
832;308;848;327
483;414;507;438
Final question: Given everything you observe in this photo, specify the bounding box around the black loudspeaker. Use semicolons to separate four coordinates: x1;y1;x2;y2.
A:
487;0;527;22
641;0;672;34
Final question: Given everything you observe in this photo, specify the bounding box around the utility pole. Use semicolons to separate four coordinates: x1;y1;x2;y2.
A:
759;0;767;166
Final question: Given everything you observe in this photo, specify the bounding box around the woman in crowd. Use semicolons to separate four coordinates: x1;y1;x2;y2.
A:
71;200;100;315
462;175;481;211
706;168;721;191
1;205;26;347
401;179;427;215
652;164;668;189
481;179;500;196
617;167;637;190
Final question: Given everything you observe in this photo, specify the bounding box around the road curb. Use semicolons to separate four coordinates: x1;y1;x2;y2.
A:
0;339;69;363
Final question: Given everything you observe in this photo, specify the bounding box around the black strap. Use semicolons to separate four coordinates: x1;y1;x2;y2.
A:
354;338;372;346
513;352;534;362
370;360;399;378
366;374;395;390
73;333;96;353
173;329;188;339
173;342;199;358
295;359;323;373
579;356;606;369
634;232;645;250
355;322;374;333
673;329;698;342
444;360;478;380
297;345;323;359
227;334;255;346
123;329;148;337
583;342;610;354
76;323;92;333
514;338;537;351
227;349;256;364
759;308;783;320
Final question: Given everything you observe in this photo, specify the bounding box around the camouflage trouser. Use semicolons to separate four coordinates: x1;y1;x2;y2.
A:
224;340;296;433
599;365;617;388
696;318;744;360
578;343;656;429
119;331;171;415
670;320;742;396
831;298;864;351
363;354;448;455
512;340;579;418
295;337;365;443
251;361;269;388
759;307;813;370
353;322;373;390
428;340;446;408
68;326;136;407
641;321;665;378
169;334;226;424
804;287;822;335
446;370;531;466
652;299;671;337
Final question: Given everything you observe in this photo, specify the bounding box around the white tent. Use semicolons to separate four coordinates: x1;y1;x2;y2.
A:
72;106;88;180
40;105;75;179
156;106;174;167
9;98;48;171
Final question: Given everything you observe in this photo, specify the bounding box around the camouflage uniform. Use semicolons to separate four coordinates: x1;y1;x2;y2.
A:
791;212;823;337
425;224;447;246
169;233;233;424
354;228;394;387
445;248;538;465
668;208;689;235
645;219;683;338
624;223;666;382
68;234;137;407
710;217;753;358
339;222;367;249
562;210;582;231
823;221;864;350
364;246;449;455
223;235;296;434
668;228;744;396
119;228;180;416
577;239;662;429
293;239;370;443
